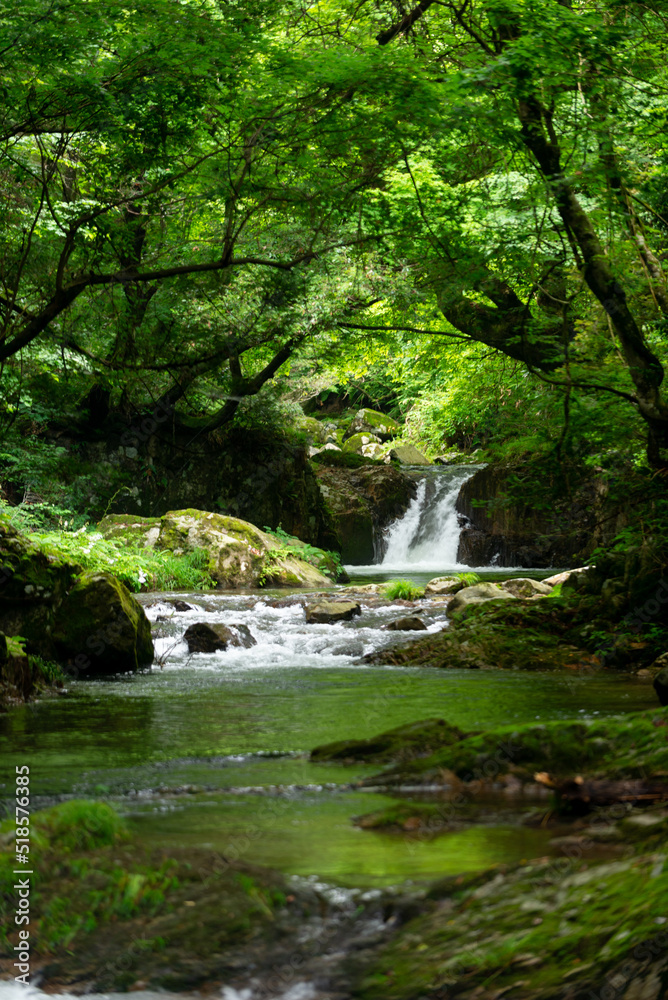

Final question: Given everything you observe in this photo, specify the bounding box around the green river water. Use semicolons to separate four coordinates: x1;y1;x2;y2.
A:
0;585;655;890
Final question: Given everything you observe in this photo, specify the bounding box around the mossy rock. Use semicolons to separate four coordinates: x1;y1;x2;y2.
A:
0;514;82;655
342;431;382;455
353;801;451;832
311;450;384;469
0;633;64;711
52;571;154;676
356;852;668;1000
296;414;329;444
361;597;604;671
99;508;333;588
311;718;467;764
315;465;416;563
343;408;401;442
362;708;668;788
96;514;162;547
0;801;318;993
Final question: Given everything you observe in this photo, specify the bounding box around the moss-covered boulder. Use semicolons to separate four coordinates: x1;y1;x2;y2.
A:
424;576;462;596
52;572;154;676
0;514;81;656
99;509;333;588
501;576;552;598
448;582;516;614
311;718;467;765
361;598;606;671
342;431;383;455
343;408;401;442
389;443;431;465
296;414;329;444
362;709;668;790
95;513;162;547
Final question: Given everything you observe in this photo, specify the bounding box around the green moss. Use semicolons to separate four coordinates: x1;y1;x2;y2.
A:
311;450;384;469
364;596;605;670
311;718;466;764
343;432;382;454
52;571;153;673
357;853;668;1000
1;801;306;992
353;801;449;832
365;708;668;787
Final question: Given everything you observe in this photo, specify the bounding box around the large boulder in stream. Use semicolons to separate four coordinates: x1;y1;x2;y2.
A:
305;600;361;624
0;515;153;682
424;576;462;596
98;509;332;588
52;572;154;676
448;582;516;614
501;577;552;598
184;622;256;653
384;616;427;631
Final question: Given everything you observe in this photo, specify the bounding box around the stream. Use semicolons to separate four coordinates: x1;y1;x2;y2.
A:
0;467;658;998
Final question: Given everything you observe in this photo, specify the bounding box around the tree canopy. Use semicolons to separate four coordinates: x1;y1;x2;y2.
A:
1;0;667;466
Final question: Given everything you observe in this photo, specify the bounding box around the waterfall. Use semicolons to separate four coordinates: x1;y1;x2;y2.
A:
375;465;481;572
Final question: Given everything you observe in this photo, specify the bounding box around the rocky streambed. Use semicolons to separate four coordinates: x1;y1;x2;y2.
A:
2;568;667;998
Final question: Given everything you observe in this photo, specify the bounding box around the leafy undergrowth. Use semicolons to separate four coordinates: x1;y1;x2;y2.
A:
356;852;668;1000
361;708;668;788
0;636;64;711
263;524;345;582
30;530;215;592
0;801;306;992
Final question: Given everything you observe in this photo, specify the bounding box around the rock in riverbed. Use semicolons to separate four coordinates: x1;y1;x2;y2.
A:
184;622;256;653
448;582;515;614
98;509;333;588
383;616;427;631
424;576;462;596
305;601;361;624
501;577;552;598
53;572;154;676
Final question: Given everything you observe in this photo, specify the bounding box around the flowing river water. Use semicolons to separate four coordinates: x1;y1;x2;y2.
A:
0;467;658;999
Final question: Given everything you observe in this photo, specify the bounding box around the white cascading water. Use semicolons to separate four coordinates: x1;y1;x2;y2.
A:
375;465;481;572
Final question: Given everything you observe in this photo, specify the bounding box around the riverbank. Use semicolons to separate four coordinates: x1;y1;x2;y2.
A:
4;703;668;996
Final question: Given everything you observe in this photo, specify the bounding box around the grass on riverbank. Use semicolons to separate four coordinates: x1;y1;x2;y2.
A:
0;800;303;992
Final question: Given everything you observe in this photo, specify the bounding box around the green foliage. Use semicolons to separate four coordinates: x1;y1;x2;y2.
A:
455;572;480;586
263;525;343;580
31;530;215;592
384;579;424;601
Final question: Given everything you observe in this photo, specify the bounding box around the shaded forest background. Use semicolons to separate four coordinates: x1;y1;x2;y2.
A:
1;0;667;570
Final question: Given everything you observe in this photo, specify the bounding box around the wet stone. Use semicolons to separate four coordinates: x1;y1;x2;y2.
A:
383;616;428;631
305;601;362;624
184;621;256;653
